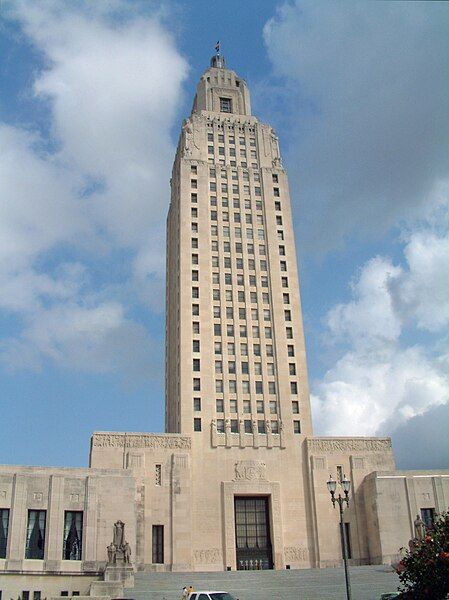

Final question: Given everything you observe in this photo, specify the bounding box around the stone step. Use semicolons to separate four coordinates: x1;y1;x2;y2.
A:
124;566;400;600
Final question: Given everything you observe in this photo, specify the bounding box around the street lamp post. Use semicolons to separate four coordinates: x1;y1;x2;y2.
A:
327;474;352;600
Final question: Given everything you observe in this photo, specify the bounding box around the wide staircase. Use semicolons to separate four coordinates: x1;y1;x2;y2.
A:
124;566;400;600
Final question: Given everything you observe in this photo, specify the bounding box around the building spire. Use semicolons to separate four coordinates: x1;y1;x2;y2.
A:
210;41;226;68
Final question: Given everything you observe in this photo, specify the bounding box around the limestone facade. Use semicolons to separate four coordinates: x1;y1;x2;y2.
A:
0;56;447;598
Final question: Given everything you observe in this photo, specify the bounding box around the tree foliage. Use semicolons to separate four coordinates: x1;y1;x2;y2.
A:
396;511;449;599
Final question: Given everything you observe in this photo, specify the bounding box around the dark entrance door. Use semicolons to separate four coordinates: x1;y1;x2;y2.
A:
234;496;273;570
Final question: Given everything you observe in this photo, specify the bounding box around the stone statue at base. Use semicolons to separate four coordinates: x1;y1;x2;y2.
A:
107;542;116;564
104;520;134;586
414;514;426;541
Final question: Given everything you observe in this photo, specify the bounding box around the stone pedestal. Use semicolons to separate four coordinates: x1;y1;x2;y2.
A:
104;561;134;586
104;564;134;587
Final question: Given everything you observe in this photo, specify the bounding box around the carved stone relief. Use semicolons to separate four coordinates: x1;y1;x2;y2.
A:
352;457;365;469
234;460;266;481
33;492;43;502
92;433;191;450
126;453;143;468
193;548;222;564
182;118;200;156
313;457;326;470
284;546;308;562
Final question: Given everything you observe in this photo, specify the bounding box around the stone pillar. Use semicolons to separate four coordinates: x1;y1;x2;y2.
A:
432;476;446;514
82;476;99;571
6;474;27;570
170;454;192;571
405;477;418;539
45;474;65;570
349;456;367;564
239;420;245;448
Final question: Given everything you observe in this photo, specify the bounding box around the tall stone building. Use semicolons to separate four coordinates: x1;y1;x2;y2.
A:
0;54;447;598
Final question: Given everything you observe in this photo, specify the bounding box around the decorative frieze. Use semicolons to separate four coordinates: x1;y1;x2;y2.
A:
92;433;191;450
307;438;392;453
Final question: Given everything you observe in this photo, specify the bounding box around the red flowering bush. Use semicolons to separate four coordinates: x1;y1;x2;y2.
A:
397;511;449;599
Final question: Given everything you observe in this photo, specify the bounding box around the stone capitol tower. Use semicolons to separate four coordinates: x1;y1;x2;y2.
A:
165;52;314;569
1;54;444;598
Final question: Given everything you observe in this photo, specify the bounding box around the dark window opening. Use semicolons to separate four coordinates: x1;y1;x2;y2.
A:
421;508;435;529
0;508;9;558
152;525;164;564
235;497;273;570
63;511;83;560
220;97;232;113
25;510;46;559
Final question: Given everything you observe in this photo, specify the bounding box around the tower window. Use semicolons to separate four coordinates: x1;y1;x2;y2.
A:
293;420;301;434
220;97;232;113
194;418;202;432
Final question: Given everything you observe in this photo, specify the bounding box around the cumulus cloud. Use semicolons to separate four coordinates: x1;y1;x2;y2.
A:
0;0;187;378
311;202;449;444
264;1;449;252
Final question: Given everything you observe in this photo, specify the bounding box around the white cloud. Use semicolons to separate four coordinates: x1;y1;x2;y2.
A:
311;202;449;440
0;0;187;378
0;125;90;270
390;229;449;332
264;1;449;252
1;301;156;382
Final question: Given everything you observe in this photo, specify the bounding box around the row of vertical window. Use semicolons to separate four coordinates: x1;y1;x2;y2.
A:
192;378;298;395
193;417;301;434
193;398;300;416
0;509;82;560
193;354;296;376
209;166;260;181
207;133;256;146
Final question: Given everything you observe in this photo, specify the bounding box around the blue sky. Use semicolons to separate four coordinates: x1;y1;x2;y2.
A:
1;0;448;469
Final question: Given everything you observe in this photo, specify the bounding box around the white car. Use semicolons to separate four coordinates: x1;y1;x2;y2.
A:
188;592;238;600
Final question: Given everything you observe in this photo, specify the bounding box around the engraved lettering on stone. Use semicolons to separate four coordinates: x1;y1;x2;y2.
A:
92;433;191;450
308;438;391;453
193;548;222;564
234;460;266;481
284;546;308;561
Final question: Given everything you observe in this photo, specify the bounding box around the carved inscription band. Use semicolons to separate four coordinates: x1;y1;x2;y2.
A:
92;434;191;449
307;438;391;453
